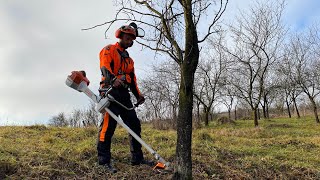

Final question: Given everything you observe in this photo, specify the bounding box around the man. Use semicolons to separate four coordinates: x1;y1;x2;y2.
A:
97;23;152;173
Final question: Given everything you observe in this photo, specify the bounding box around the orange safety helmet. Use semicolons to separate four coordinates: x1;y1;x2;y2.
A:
115;25;137;40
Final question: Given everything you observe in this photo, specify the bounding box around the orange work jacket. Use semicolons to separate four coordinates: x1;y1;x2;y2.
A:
99;42;141;99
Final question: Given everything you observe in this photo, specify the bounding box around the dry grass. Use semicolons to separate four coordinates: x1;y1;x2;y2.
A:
1;117;320;179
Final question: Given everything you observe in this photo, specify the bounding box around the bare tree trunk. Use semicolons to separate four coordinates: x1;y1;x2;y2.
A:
310;98;320;123
262;105;267;119
203;107;209;126
292;97;301;119
228;109;231;121
171;106;177;129
195;101;201;128
175;66;195;179
262;95;267;118
172;106;177;122
196;102;200;121
151;102;159;119
286;100;292;118
263;94;270;119
234;106;237;120
174;2;199;177
253;108;259;127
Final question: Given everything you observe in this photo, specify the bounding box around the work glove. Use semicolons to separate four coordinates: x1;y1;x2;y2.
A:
112;78;124;88
99;83;108;97
135;95;145;107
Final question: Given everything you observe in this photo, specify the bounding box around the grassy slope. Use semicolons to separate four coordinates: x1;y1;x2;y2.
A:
1;117;320;179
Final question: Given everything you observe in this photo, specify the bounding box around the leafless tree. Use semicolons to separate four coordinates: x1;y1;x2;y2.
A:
194;33;228;126
276;51;303;118
219;83;236;121
140;61;180;122
289;31;320;123
225;0;286;126
193;98;202;128
49;112;68;127
259;67;283;119
69;109;82;127
63;102;101;128
81;101;100;127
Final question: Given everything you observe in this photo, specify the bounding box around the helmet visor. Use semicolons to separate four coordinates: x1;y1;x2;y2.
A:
136;27;145;38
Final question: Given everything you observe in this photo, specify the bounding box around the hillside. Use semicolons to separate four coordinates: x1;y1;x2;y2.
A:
1;118;320;179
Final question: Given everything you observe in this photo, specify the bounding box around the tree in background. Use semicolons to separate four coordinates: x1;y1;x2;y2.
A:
194;33;228;126
140;62;180;123
49;112;68;127
225;0;285;126
259;65;282;119
50;102;101;128
69;109;82;127
289;30;320;123
276;50;303;118
219;85;236;121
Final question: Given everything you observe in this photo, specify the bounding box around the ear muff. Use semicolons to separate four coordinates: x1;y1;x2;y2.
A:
129;41;134;47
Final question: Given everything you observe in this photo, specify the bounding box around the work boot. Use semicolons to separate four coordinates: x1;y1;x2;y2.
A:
131;159;155;166
101;163;117;173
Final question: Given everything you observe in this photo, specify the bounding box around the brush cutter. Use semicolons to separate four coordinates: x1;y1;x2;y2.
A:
65;71;171;171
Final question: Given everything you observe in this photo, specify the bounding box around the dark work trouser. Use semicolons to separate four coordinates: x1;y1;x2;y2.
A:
97;88;143;165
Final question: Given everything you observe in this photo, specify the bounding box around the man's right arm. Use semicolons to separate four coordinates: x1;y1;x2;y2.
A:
99;46;115;86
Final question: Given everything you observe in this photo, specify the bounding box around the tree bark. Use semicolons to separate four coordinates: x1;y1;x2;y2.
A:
310;98;320;123
292;97;301;119
262;104;267;119
253;108;259;127
196;101;201;127
172;106;177;122
203;107;209;126
286;100;292;118
174;1;199;178
174;66;195;180
266;104;269;119
262;105;267;119
263;94;270;119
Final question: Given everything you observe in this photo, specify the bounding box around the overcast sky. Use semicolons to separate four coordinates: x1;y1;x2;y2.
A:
1;0;320;125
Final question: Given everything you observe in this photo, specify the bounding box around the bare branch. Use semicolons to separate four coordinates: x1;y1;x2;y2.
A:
134;0;162;16
198;0;228;43
122;7;161;18
136;40;180;63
